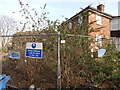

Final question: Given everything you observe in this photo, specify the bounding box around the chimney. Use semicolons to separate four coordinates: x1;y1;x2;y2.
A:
97;4;105;12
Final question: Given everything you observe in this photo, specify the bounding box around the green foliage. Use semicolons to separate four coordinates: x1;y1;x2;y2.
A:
59;10;120;88
84;42;120;88
2;1;120;89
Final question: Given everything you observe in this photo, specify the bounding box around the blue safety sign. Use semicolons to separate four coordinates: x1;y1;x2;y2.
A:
26;42;43;58
8;52;20;59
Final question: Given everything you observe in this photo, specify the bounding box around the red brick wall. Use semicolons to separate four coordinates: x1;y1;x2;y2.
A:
63;10;111;39
72;17;78;29
88;11;110;38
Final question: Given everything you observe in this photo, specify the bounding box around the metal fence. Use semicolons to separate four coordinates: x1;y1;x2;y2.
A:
1;33;120;89
1;33;59;89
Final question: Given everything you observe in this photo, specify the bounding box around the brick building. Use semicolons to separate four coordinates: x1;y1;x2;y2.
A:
63;4;113;57
110;1;120;52
111;17;120;52
65;4;112;39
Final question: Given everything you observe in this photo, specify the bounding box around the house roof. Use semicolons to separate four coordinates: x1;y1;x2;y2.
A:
112;16;120;18
68;5;112;21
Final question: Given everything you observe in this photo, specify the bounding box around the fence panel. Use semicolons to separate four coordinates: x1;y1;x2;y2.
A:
2;34;58;89
60;35;93;88
60;35;120;89
1;33;119;89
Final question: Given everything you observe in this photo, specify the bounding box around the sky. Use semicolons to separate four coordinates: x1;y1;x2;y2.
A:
0;0;120;22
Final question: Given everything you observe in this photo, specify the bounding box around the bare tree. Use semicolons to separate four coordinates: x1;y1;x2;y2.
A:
0;15;18;49
18;0;50;31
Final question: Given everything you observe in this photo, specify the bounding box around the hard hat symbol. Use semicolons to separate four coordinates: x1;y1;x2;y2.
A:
32;43;36;48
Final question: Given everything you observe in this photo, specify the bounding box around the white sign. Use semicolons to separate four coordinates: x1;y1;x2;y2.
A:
26;42;43;58
61;40;65;43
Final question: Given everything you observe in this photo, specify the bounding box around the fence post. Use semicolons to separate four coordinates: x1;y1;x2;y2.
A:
57;31;61;89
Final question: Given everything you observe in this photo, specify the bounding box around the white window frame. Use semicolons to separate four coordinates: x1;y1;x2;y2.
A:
96;34;102;47
96;15;102;25
78;16;83;24
69;22;72;29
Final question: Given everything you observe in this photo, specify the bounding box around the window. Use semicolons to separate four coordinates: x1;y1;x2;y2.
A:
96;34;102;47
115;37;120;51
78;16;83;24
96;15;102;25
69;22;72;29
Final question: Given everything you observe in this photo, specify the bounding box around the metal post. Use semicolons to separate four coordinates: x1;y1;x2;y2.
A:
57;31;61;89
0;37;2;74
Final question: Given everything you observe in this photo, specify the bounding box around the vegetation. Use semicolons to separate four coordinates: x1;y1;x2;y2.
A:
2;0;120;89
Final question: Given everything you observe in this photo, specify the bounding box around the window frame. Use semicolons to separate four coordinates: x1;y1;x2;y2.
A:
68;22;72;29
96;34;102;47
78;16;83;25
96;15;102;25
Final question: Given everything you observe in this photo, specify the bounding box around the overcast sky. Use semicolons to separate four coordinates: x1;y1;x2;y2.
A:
0;0;120;22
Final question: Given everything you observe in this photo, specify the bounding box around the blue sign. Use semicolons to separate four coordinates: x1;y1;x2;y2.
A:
32;43;36;48
98;49;106;57
26;49;42;58
26;43;43;58
8;52;20;59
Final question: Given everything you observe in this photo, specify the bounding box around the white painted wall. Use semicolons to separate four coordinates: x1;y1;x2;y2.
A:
118;1;120;16
111;18;120;31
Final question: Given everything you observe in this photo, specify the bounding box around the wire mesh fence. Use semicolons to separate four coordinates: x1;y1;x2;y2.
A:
60;34;120;89
1;32;120;89
1;33;58;89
